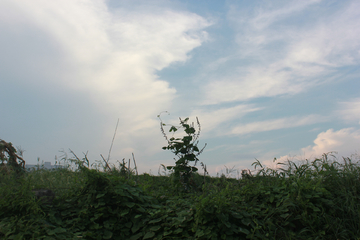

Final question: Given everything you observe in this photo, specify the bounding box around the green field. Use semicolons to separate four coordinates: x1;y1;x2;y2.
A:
1;152;360;240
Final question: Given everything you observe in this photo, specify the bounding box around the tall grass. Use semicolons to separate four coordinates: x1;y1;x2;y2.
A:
0;153;359;239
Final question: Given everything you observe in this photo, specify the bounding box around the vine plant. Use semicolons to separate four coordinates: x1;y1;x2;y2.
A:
158;112;207;190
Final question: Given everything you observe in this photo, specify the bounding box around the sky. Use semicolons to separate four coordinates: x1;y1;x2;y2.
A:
1;0;360;177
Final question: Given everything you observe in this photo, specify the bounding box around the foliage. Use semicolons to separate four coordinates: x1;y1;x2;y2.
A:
0;139;26;177
1;151;360;239
158;114;207;191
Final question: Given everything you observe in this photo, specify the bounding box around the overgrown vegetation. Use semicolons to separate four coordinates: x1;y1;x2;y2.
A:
1;118;360;239
159;114;207;191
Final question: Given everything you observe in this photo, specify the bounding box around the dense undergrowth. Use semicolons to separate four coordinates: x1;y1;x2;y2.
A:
1;153;360;239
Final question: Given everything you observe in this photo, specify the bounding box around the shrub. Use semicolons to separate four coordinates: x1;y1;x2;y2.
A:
159;114;206;191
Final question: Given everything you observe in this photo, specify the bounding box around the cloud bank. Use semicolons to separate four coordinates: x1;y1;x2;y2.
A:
201;0;360;105
0;0;211;169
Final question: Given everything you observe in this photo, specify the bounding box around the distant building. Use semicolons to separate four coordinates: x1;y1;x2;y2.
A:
25;162;63;171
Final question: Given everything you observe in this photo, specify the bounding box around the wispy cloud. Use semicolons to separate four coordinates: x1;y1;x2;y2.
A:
241;0;322;31
189;104;262;136
230;114;326;135
1;0;358;175
337;98;360;124
201;0;360;105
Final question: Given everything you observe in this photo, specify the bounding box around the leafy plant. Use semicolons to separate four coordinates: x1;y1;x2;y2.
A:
158;113;206;191
2;135;360;239
0;139;26;177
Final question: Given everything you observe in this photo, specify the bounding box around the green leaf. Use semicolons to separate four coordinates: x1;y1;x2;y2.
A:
54;227;67;233
103;230;113;239
125;222;133;228
241;218;251;226
176;159;186;165
174;228;183;234
149;218;162;224
125;202;136;208
163;231;172;236
183;136;192;142
150;226;161;231
131;222;142;233
96;193;106;199
312;207;321;212
46;230;56;236
120;209;130;216
143;232;155;239
239;227;250;235
231;212;243;219
196;230;204;237
185;128;195;134
169;126;177;132
46;227;67;235
130;232;143;240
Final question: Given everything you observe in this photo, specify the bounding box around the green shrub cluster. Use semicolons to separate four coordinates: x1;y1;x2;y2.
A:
1;117;359;239
159;114;207;191
0;153;359;239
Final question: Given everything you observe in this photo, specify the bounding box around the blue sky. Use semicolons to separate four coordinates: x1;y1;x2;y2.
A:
1;0;359;176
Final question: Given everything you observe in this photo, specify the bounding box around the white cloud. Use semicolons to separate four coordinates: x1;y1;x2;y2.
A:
285;3;360;68
248;0;322;31
201;63;322;104
201;0;360;105
0;0;211;165
230;114;326;135
337;98;360;124
1;1;210;97
265;128;360;169
189;104;262;137
301;128;360;158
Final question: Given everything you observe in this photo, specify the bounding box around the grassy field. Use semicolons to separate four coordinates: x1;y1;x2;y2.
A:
0;153;360;240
